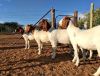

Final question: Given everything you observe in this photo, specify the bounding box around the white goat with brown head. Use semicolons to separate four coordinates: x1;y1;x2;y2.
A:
59;16;100;66
24;20;51;55
16;26;34;49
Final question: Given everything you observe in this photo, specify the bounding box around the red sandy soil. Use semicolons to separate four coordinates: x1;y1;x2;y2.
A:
0;34;99;76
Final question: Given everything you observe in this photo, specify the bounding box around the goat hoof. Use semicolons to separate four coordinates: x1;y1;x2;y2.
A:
75;63;79;66
93;74;97;76
72;59;75;63
51;56;55;59
96;57;100;60
51;57;55;60
88;57;92;60
38;52;41;55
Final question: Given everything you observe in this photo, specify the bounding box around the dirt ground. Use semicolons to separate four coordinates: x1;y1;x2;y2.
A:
0;34;99;76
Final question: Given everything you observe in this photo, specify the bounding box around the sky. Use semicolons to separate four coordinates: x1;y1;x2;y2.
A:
0;0;100;25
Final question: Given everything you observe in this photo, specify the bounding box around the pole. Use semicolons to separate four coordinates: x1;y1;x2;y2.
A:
34;9;51;25
90;3;94;28
51;8;56;28
74;11;78;27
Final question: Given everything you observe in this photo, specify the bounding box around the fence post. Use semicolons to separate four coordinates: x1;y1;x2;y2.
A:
74;11;78;27
51;8;56;28
90;3;94;28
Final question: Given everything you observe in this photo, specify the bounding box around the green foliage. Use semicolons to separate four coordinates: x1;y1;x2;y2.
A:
93;8;100;26
83;8;100;27
78;18;85;26
78;8;100;28
0;22;23;33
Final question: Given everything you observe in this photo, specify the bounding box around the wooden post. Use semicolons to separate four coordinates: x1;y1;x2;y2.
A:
74;11;78;27
51;8;56;28
90;3;94;28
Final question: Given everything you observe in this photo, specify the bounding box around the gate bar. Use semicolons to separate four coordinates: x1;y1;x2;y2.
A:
34;9;51;25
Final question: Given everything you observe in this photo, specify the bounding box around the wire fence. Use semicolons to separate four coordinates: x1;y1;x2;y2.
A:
0;8;75;34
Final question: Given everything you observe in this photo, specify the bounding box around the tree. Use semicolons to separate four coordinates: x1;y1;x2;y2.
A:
0;22;23;33
78;8;100;28
85;8;100;27
3;22;19;32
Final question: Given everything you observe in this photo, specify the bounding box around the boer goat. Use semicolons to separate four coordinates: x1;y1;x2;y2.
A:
24;19;51;55
25;19;71;59
59;16;100;66
16;26;34;49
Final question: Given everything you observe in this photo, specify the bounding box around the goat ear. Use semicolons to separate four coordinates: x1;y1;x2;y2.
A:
68;17;71;20
43;20;50;31
38;22;43;30
32;26;36;30
60;16;70;29
25;25;31;33
63;16;70;20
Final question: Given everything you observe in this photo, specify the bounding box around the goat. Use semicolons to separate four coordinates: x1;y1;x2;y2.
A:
24;24;50;55
59;16;100;66
16;26;34;49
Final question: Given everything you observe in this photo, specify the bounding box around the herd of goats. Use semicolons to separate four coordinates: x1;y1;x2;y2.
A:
16;16;100;76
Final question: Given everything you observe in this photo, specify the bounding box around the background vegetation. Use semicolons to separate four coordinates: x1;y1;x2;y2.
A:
0;22;23;33
78;8;100;28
